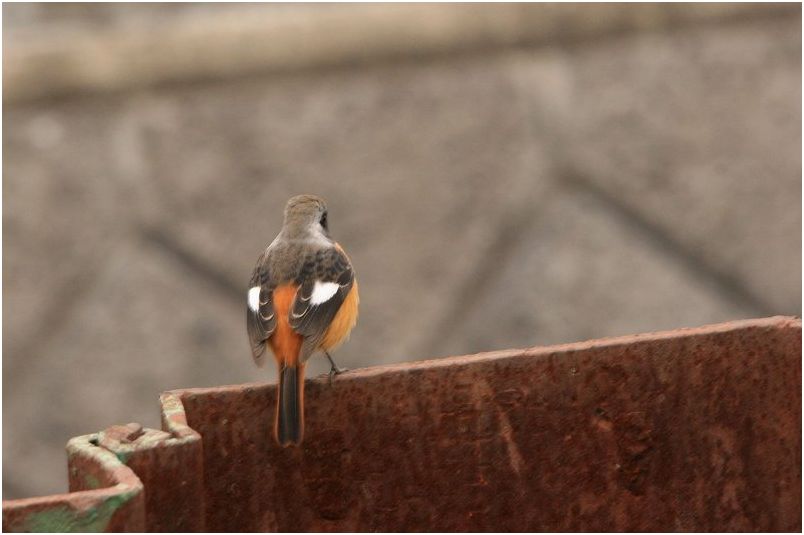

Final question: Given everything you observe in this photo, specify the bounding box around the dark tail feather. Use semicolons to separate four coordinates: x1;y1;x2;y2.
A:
276;364;304;446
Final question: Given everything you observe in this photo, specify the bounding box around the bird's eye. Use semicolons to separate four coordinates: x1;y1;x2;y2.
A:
320;211;328;231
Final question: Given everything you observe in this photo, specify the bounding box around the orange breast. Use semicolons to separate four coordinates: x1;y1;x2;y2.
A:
268;285;303;365
320;280;359;351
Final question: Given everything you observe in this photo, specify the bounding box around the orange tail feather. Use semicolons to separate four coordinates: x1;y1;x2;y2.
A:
270;285;305;446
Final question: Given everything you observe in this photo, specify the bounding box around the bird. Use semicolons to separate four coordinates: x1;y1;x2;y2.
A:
247;194;359;447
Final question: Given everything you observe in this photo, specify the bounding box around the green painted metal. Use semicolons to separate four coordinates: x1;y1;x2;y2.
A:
3;435;146;532
21;492;138;533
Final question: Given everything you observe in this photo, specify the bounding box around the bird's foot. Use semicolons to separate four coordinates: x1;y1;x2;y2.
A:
328;365;349;386
324;351;349;386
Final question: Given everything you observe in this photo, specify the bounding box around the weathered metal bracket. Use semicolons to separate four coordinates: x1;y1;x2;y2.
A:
3;396;203;532
3;435;145;532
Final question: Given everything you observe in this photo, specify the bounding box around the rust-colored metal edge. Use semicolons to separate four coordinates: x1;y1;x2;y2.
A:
3;400;204;532
84;399;205;532
167;315;801;531
4;316;799;532
160;391;202;442
2;436;145;532
172;315;800;397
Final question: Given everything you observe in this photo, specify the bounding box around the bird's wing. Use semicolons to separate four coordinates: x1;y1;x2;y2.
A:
246;252;277;366
290;246;354;363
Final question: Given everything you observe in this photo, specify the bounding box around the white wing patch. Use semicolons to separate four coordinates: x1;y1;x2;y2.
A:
248;286;261;312
310;281;339;305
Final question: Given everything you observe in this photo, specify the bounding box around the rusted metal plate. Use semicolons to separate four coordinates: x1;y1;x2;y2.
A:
87;407;205;532
3;414;203;532
3;436;145;532
3;317;801;531
173;316;801;531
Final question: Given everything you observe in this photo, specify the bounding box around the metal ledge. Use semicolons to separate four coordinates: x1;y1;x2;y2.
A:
3;317;801;531
3;437;145;532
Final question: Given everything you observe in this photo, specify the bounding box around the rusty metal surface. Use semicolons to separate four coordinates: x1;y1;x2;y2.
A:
3;436;145;532
174;316;801;531
87;407;205;532
3;316;801;531
3;412;203;532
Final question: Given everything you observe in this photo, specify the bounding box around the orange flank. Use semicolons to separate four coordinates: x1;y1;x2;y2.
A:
269;285;303;365
321;281;359;351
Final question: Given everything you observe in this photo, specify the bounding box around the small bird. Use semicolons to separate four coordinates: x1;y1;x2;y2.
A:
247;195;359;447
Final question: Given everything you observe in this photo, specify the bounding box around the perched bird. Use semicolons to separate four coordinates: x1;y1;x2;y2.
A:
247;195;359;446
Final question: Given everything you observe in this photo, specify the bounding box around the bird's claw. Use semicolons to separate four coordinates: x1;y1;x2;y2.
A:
328;366;349;386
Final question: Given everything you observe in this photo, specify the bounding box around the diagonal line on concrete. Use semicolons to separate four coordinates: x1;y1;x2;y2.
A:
3;262;102;386
139;226;243;303
561;168;778;317
415;191;554;359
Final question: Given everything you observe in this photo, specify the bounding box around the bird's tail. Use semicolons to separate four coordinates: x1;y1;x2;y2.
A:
276;362;305;446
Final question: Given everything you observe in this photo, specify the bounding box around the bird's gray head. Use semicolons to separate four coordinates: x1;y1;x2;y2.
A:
283;194;330;238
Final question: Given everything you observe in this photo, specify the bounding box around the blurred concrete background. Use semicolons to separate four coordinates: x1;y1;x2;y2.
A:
3;3;800;500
